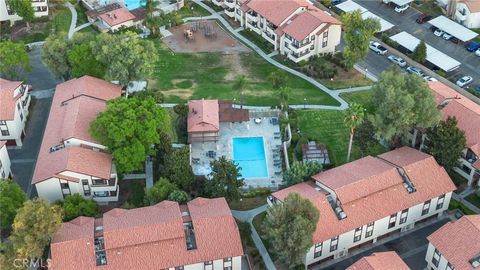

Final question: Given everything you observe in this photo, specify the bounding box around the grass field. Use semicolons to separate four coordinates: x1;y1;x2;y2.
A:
340;90;375;113
466;193;480;209
149;43;341;106
238;29;275;53
320;72;372;90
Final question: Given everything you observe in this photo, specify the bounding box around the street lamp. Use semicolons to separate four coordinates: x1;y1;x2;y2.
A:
365;68;368;78
304;98;307;109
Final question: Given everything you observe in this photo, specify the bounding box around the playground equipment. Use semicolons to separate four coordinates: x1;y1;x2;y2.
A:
184;29;195;42
203;23;217;39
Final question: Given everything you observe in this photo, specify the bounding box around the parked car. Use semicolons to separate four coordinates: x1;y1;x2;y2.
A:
442;33;453;40
27;84;33;92
423;75;438;82
466;42;480;52
476;48;480;56
406;66;424;77
416;14;432;23
434;28;445;37
450;37;459;44
387;55;407;67
394;4;409;12
456;76;473;87
369;41;388;55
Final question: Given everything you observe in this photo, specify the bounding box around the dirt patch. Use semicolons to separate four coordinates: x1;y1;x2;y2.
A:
224;54;249;80
163;21;250;53
162;89;195;100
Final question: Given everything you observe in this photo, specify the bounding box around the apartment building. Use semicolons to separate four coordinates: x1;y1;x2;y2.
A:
32;76;122;204
438;0;480;28
213;0;341;63
408;81;480;187
269;147;456;267
426;215;480;270
0;141;11;179
50;197;244;270
0;0;48;25
0;78;31;147
346;251;410;270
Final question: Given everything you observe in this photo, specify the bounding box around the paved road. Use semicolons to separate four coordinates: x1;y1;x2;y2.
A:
355;0;480;90
9;97;52;198
318;218;449;270
22;45;60;90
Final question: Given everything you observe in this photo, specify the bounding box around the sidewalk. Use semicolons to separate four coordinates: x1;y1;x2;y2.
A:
452;192;480;213
66;2;77;39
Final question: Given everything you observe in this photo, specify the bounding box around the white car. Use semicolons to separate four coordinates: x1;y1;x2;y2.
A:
423;75;438;82
434;29;445;37
442;33;452;40
476;48;480;56
369;41;388;55
394;4;409;13
456;76;473;87
406;66;424;77
387;55;407;67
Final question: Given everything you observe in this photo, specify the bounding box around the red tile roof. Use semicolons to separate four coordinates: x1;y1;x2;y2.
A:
50;198;244;270
0;78;23;121
427;215;480;270
459;0;480;13
99;7;135;27
347;251;410;270
187;99;220;133
32;76;122;184
428;82;480;156
282;7;340;41
272;147;456;243
244;0;307;26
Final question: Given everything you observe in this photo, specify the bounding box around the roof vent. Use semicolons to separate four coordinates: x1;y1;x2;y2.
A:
470;256;480;268
315;187;322;192
49;143;65;153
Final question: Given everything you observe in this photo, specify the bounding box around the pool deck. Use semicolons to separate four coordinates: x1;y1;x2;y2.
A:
191;116;282;188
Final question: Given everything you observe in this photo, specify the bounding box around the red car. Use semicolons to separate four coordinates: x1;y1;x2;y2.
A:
27;84;33;92
416;14;432;24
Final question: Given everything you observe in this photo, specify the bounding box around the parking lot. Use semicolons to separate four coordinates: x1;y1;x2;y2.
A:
354;0;480;90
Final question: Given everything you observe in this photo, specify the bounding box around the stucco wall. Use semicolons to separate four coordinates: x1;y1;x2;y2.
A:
0;144;11;178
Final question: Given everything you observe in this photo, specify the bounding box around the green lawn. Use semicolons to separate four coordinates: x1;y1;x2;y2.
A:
449;200;476;215
298;110;386;166
466;193;480;209
149;42;340;106
238;29;275;53
177;2;211;18
51;7;72;35
411;0;443;17
340;90;375;113
229;195;269;211
320;72;372;90
75;4;89;26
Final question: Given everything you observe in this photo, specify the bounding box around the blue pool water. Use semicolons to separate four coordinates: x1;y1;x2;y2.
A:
233;137;268;179
123;0;141;10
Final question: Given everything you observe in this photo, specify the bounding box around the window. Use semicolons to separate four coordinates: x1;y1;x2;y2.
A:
422;200;431;216
353;227;362;242
314;243;323;258
17;103;21;111
20;113;23;121
285;42;289;48
0;120;5;125
175;266;184;270
388;213;397;229
60;182;69;189
461;164;472;175
323;31;328;38
399;209;408;224
436;195;445;210
365;222;374;238
224;257;232;262
82;180;91;196
432;248;440;267
1;130;9;136
204;260;213;270
330;236;338;252
311;35;315;40
446;262;454;270
224;267;232;270
224;257;232;270
322;40;328;47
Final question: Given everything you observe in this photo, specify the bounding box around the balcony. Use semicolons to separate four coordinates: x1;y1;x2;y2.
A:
291;39;311;50
291;50;310;59
455;9;467;21
91;178;116;187
224;0;235;8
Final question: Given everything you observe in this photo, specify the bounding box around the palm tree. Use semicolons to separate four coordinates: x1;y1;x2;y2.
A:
344;103;365;162
233;75;247;109
277;86;291;111
141;0;160;33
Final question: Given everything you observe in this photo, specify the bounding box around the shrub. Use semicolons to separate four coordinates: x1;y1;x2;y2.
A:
242;187;271;198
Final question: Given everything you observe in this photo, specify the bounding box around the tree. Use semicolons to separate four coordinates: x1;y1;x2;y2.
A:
268;71;287;89
168;190;189;204
233;75;247;108
411;40;427;64
6;0;34;29
0;41;31;80
10;199;63;260
141;0;161;36
263;193;319;268
144;178;177;205
282;161;322;187
344;103;365;162
424;116;466;172
67;43;106;78
61;194;98;221
354;118;377;156
91;31;158;85
90;96;171;174
369;67;441;145
206;156;244;201
277;86;292;110
163;147;195;191
0;179;26;230
341;10;381;69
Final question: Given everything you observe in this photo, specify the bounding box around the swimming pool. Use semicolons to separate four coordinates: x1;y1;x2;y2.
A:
123;0;141;10
233;137;268;179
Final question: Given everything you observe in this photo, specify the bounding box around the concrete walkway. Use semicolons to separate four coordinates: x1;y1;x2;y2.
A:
66;2;77;39
186;0;374;110
145;157;153;189
30;88;55;99
231;205;276;270
452;192;480;213
74;22;93;32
